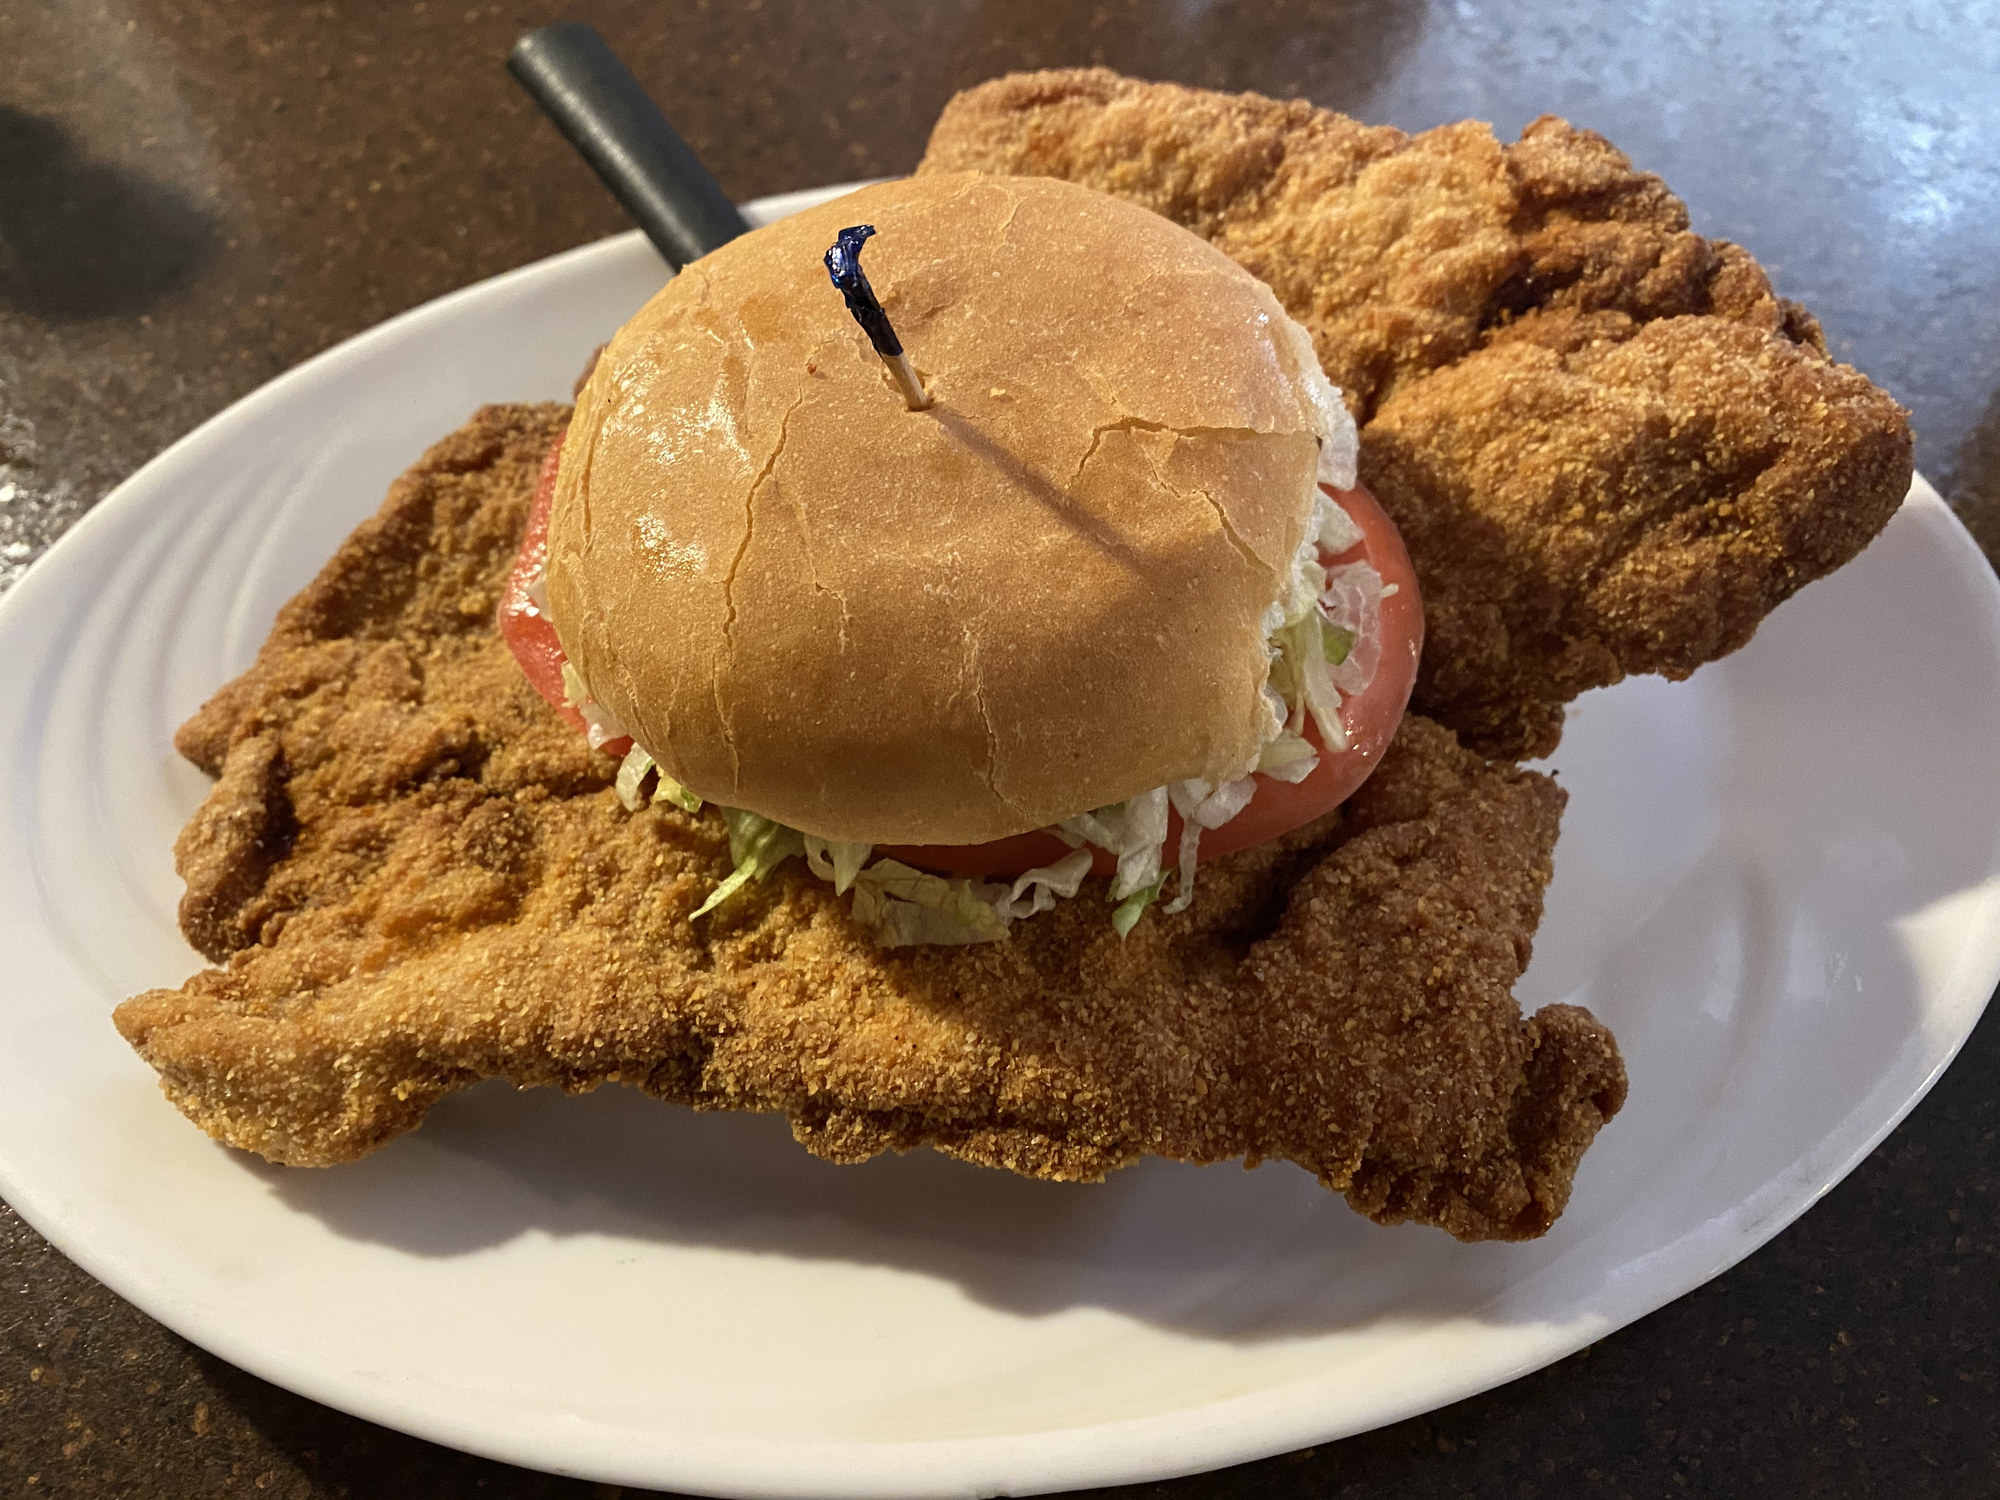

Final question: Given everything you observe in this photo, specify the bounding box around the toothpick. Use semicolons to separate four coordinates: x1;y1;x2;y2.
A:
824;224;931;411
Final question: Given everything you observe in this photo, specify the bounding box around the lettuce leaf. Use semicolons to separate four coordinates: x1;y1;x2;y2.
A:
652;772;703;814
1257;732;1319;781
803;835;873;895
839;848;1096;946
692;809;806;919
1003;848;1094;917
614;742;702;813
1060;786;1170;900
1110;874;1166;938
560;661;634;751
613;744;656;812
848;859;1012;947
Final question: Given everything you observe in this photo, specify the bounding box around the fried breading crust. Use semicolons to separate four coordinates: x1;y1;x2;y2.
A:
919;69;1913;758
116;404;1625;1241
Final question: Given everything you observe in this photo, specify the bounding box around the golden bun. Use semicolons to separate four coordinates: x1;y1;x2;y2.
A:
547;172;1342;845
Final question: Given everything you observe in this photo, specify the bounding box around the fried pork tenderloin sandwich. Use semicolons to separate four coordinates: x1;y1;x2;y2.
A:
499;172;1424;944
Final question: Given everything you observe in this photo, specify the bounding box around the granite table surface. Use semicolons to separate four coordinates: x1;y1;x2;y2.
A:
3;2;1997;1496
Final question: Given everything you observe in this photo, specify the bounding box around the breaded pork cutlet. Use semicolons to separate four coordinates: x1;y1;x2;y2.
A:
115;403;1625;1243
920;69;1914;759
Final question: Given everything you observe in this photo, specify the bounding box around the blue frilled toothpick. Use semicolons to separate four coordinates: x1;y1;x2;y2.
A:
825;224;931;411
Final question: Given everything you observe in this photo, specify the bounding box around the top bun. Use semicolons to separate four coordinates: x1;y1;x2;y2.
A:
547;172;1345;846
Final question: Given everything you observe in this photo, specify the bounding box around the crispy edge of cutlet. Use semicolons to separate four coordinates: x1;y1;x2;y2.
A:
919;68;1913;759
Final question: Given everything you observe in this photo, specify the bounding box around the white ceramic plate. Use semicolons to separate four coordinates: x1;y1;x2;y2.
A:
2;184;1998;1500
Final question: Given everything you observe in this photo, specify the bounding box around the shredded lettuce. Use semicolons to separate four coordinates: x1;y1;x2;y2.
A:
1319;561;1385;699
847;859;1013;946
1269;607;1347;752
653;771;703;814
1004;848;1095;916
1260;485;1384;763
1314;486;1364;553
614;744;655;811
692;809;805;919
1257;732;1319;781
803;835;873;895
696;821;1097;946
843;846;1096;946
1060;786;1170;900
613;742;703;813
561;660;633;751
1110;875;1166;938
1165;776;1257;913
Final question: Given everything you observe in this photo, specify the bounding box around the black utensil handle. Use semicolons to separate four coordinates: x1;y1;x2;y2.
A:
508;22;751;269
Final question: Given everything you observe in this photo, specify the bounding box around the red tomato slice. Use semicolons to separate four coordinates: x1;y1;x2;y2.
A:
497;432;633;757
880;482;1423;879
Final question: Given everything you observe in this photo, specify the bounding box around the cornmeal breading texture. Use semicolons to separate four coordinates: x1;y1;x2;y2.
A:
919;69;1914;758
116;404;1625;1242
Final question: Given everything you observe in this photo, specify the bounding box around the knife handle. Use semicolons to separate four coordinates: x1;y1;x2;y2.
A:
509;22;752;269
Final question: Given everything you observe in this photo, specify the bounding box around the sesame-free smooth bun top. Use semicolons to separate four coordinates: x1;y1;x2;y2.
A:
546;172;1346;846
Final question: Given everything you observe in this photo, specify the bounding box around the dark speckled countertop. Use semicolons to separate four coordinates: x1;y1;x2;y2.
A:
3;3;1997;1496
